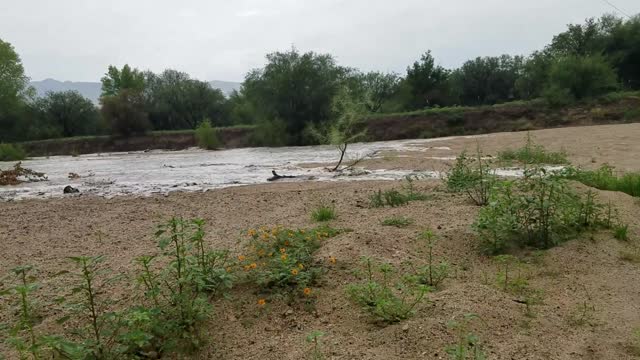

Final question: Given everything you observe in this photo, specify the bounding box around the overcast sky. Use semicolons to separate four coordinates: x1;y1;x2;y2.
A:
1;0;638;82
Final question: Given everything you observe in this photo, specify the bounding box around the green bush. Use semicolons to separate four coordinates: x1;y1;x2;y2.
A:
614;225;629;241
474;168;609;254
249;118;288;147
195;119;221;150
347;257;429;323
0;143;27;161
498;133;568;165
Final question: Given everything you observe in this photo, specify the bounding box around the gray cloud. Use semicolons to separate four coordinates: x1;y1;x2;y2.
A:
1;0;637;82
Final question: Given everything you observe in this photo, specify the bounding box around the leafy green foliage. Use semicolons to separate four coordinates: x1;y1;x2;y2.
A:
100;90;150;137
0;38;33;143
566;164;640;197
347;257;429;324
447;148;496;206
32;91;101;138
381;216;413;228
100;65;145;97
311;204;336;222
545;55;618;100
474;168;611;253
0;143;26;161
305;330;325;360
241;47;347;145
498;133;568;165
145;70;228;130
195;119;220;150
404;51;451;108
451;55;523;106
445;314;487;360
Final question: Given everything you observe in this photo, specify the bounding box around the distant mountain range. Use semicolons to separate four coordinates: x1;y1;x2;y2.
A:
29;79;242;103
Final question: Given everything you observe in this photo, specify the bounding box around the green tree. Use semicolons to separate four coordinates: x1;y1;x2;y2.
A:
515;50;555;99
100;64;145;97
100;65;149;136
34;91;101;137
0;39;33;142
145;69;228;130
101;90;150;136
545;55;618;100
242;47;346;144
349;71;399;113
605;16;640;89
453;55;523;105
404;51;451;109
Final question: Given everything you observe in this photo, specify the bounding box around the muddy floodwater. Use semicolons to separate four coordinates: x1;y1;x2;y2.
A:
0;136;563;201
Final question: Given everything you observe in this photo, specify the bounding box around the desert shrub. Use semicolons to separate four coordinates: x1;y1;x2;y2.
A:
498;133;568;165
445;314;487;360
474;168;609;253
0;162;47;186
130;218;233;354
381;216;413;228
347;257;429;324
447;148;497;206
311;204;336;222
414;230;450;288
0;143;26;162
566;164;640;197
240;226;340;298
195;119;220;150
369;176;429;207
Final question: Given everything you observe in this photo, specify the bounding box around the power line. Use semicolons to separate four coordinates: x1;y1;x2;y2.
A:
600;0;632;18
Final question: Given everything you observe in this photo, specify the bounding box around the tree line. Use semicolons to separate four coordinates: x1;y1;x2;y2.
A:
0;14;638;145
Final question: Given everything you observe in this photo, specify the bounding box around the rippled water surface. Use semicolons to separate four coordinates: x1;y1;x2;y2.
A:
1;138;460;201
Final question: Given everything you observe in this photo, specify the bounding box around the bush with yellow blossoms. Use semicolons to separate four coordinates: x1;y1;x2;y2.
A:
238;225;341;296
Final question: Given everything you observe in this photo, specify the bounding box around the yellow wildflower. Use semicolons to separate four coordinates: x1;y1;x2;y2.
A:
257;299;266;306
291;268;299;275
250;263;257;269
303;288;312;296
280;248;286;254
298;263;304;269
238;255;246;262
281;254;288;261
329;256;336;264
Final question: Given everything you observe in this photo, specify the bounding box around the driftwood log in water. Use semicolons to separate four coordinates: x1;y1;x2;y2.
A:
267;171;297;182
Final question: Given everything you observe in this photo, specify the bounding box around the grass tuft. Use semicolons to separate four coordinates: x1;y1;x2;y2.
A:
381;216;413;228
311;204;337;222
498;133;568;165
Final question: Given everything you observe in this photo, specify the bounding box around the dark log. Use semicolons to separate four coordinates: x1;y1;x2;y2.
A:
267;170;297;182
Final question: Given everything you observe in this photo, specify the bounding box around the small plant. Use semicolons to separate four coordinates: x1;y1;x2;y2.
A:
445;314;487;360
446;146;497;206
0;143;27;162
311;204;337;222
305;330;325;360
568;286;597;327
415;230;449;288
381;216;413;228
614;224;630;241
1;265;50;359
369;177;429;208
195;119;220;150
498;133;568;165
347;257;429;324
494;255;528;294
619;247;640;263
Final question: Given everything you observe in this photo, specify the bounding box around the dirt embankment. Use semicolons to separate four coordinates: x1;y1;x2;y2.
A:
20;126;254;157
363;96;640;141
